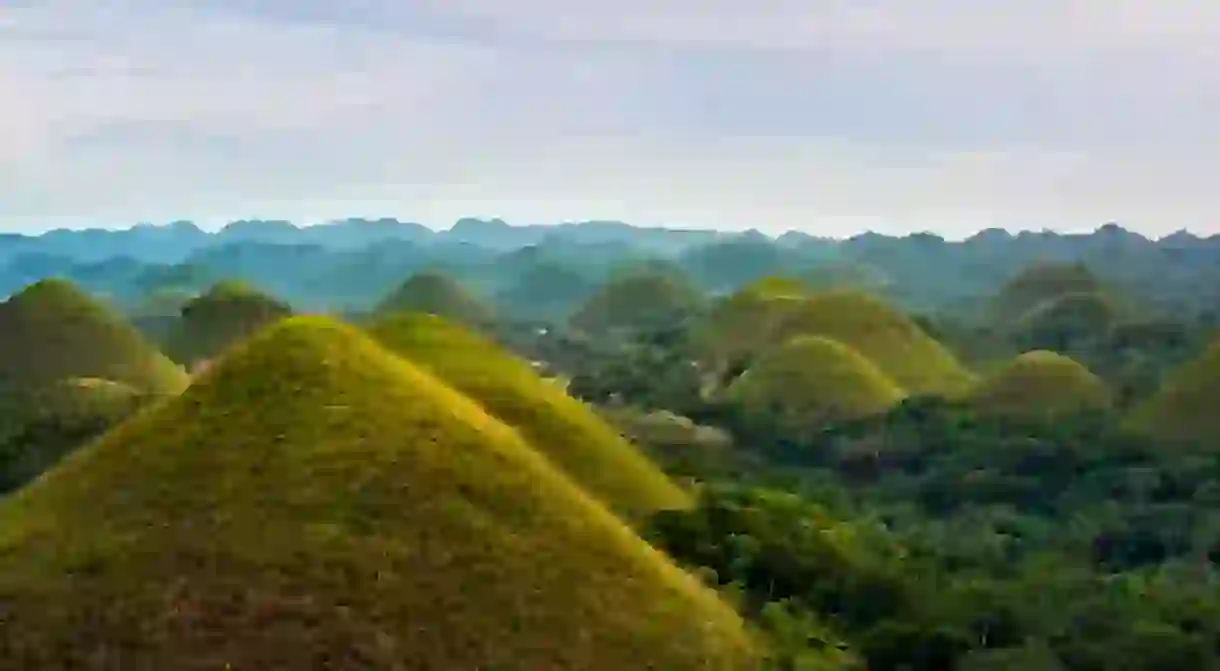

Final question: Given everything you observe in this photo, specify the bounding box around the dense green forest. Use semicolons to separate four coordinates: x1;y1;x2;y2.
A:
2;219;1220;668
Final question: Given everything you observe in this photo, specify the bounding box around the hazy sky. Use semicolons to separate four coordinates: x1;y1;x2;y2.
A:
3;1;1218;238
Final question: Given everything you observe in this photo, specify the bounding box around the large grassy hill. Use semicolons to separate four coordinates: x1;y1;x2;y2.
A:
993;261;1105;324
969;350;1113;420
373;270;495;328
0;317;763;669
728;335;907;429
0;278;188;396
368;312;692;518
1126;339;1220;446
570;271;705;335
768;291;976;397
166;280;293;364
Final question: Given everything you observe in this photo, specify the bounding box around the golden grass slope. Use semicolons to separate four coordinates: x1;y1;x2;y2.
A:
769;291;976;398
969;350;1112;420
0;278;188;396
728;335;906;428
368;312;692;518
168;280;294;364
0;317;763;670
373;270;494;327
1127;339;1220;446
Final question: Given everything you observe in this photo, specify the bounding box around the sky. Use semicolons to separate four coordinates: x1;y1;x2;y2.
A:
2;1;1218;239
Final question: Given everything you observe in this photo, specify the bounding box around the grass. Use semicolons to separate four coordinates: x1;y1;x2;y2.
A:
0;316;765;669
367;312;692;519
969;350;1113;420
768;291;977;398
1126;339;1220;446
0;278;188;397
695;282;809;374
728;335;907;428
373;270;495;328
569;270;705;335
993;261;1104;324
167;280;294;364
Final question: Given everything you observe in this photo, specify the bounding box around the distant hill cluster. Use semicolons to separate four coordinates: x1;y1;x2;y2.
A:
3;217;1220;667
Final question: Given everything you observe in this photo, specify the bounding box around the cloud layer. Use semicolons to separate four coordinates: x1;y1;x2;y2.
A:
3;1;1218;237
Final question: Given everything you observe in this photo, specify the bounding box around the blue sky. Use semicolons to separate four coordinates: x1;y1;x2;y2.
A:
2;1;1218;238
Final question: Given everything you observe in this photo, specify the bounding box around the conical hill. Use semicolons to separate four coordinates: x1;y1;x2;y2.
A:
0;317;762;669
969;350;1112;420
570;271;704;335
0;278;188;396
368;312;691;518
769;291;976;397
728;335;906;428
1127;340;1220;446
373;270;494;327
167;280;293;364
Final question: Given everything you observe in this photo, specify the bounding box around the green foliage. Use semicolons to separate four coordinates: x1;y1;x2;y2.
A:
727;336;906;433
166;280;293;364
993;262;1104;325
1127;339;1220;447
368;311;693;519
0;278;188;397
0;317;763;669
1012;291;1120;353
570;270;705;336
373;269;495;328
969;350;1113;421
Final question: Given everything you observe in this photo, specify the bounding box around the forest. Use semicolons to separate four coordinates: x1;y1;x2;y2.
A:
1;218;1219;669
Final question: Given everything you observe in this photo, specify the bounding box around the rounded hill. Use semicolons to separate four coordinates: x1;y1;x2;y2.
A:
993;261;1104;324
0;317;762;670
0;278;188;396
373;270;494;327
167;280;293;364
768;291;976;397
969;350;1112;420
1126;340;1220;446
694;280;809;375
368;312;691;518
570;270;705;335
728;335;906;428
1013;290;1120;351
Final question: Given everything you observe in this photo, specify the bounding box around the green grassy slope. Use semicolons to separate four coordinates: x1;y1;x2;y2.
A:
1127;339;1220;446
0;278;188;396
570;271;705;334
373;270;495;327
969;350;1113;420
992;261;1104;324
728;335;907;428
368;312;692;518
0;317;764;670
167;280;293;363
769;291;976;398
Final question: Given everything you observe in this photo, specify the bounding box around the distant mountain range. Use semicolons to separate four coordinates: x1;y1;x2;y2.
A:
2;219;1218;318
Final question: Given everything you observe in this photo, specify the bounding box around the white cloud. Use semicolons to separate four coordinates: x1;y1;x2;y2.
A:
1;0;1218;237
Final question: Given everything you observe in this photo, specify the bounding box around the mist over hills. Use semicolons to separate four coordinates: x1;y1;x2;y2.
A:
3;219;1219;320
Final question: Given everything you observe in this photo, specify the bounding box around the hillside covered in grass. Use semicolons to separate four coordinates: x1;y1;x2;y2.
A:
0;278;188;397
373;270;495;328
768;291;976;397
368;312;692;518
166;280;293;364
1126;339;1220;445
728;335;906;430
0;317;764;670
570;270;705;335
969;350;1113;420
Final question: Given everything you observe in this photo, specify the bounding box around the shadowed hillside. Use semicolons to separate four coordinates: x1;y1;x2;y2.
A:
0;278;188;397
969;350;1113;420
769;291;976;397
993;262;1105;325
1127;339;1220;446
166;280;293;365
368;312;692;518
373;270;495;327
728;335;906;430
570;270;705;336
0;317;763;670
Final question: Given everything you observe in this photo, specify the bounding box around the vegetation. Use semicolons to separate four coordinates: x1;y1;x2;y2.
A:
768;291;976;397
0;317;763;669
372;270;495;328
569;269;705;337
367;312;692;518
992;262;1105;325
166;280;293;365
727;335;906;432
969;350;1113;421
0;278;188;397
1127;338;1220;445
